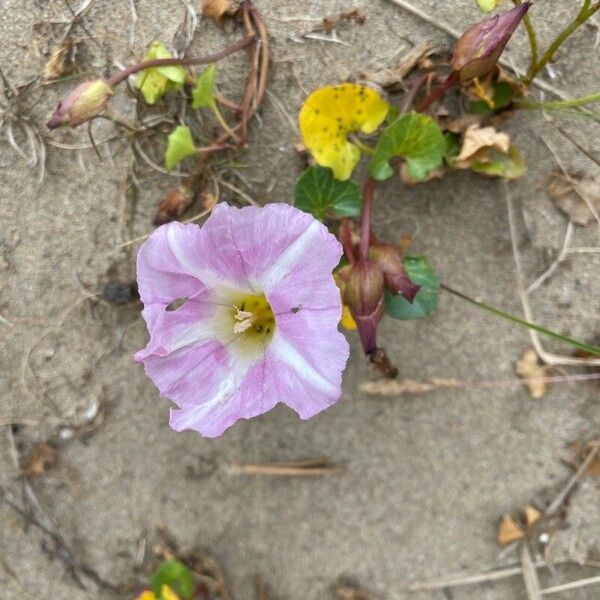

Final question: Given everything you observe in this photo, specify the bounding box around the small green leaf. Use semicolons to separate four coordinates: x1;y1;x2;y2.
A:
151;560;194;600
369;112;446;181
135;41;187;105
471;145;525;179
468;81;514;114
293;166;362;220
165;126;196;170
192;65;217;109
385;256;439;320
476;0;504;12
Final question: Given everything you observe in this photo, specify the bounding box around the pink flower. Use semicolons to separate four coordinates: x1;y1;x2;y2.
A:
135;203;349;437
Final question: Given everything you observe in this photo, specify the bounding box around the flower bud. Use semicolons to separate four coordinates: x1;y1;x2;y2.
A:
451;2;531;82
47;79;114;129
343;260;385;355
368;243;420;302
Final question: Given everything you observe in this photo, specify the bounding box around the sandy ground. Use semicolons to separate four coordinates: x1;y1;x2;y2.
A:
1;1;599;598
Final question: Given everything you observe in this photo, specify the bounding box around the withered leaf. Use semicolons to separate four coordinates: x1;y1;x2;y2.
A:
154;185;194;225
21;442;57;477
454;124;510;168
547;171;600;227
44;38;77;80
497;514;526;546
516;350;547;397
202;0;238;20
516;349;550;399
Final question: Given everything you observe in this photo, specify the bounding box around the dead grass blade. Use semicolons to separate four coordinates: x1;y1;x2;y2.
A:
521;544;542;600
229;457;344;476
542;574;600;596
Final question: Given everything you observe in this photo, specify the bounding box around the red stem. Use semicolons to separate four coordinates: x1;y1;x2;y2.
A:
107;35;256;87
414;71;459;113
360;177;376;262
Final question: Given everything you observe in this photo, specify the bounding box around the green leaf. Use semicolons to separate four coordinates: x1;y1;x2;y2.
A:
165;125;196;170
369;112;446;181
293;166;362;220
385;256;439;320
135;41;187;105
471;145;525;179
192;64;217;109
476;0;504;12
151;560;194;600
468;81;514;114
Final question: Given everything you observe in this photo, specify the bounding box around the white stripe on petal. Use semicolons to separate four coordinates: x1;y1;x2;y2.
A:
166;224;232;290
269;333;337;395
258;220;321;290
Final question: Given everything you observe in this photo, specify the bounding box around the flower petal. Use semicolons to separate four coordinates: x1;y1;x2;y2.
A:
134;290;219;361
208;203;342;297
299;84;389;180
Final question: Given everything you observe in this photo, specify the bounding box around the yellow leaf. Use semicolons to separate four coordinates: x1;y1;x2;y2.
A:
136;592;157;600
299;84;389;181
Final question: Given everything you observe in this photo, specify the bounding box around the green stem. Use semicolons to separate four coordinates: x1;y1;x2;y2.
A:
511;0;538;75
441;284;600;356
525;1;600;84
515;91;600;110
349;135;375;155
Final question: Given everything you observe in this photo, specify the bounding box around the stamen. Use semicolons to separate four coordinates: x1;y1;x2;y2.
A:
233;305;255;334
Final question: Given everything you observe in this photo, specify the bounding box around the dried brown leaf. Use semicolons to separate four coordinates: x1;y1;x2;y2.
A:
454;124;510;168
547;171;600;227
497;514;526;546
21;442;57;477
44;38;76;80
516;349;550;399
154;185;194;225
523;505;542;527
202;0;237;20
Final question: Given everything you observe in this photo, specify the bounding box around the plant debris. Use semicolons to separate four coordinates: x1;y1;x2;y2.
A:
360;41;437;90
453;124;510;168
154;185;195;225
202;0;239;21
563;440;600;477
497;504;542;546
321;8;367;33
44;37;78;80
20;442;57;477
547;171;600;227
516;349;550;399
229;457;344;476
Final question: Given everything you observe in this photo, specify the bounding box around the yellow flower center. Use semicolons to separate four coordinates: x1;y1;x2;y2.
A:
231;294;275;340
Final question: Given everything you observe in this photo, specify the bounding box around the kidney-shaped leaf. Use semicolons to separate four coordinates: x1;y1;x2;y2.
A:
385;256;439;320
294;166;362;220
369;112;446;181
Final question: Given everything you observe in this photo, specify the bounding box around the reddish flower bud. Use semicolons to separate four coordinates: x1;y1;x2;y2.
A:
343;260;385;355
368;243;420;302
47;79;114;129
451;2;531;82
